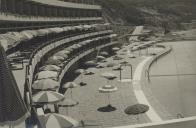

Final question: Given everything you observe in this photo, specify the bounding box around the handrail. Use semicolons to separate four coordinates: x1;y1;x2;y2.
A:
26;30;113;88
24;31;114;110
0;12;102;22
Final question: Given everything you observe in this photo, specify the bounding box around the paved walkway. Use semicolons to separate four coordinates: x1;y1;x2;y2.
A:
133;57;162;122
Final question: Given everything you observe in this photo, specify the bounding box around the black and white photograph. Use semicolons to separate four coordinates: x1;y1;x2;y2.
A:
0;0;196;128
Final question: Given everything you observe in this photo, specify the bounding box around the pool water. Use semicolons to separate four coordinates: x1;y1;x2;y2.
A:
148;41;196;118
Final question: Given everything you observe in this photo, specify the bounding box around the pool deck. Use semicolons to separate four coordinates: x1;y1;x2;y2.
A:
59;45;166;127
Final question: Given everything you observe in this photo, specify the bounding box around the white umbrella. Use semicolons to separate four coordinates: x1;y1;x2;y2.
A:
39;113;79;128
32;79;60;90
99;85;118;107
33;91;64;104
39;65;61;72
63;82;79;99
35;71;58;80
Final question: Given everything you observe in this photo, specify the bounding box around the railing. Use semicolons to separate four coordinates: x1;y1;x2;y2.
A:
24;30;113;107
0;12;102;22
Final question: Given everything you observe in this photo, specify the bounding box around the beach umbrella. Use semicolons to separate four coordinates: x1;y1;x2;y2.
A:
35;71;58;80
113;65;122;71
0;45;29;127
96;56;105;60
45;59;62;66
39;65;61;72
96;63;105;68
49;56;65;61
113;56;123;60
84;68;96;75
33;91;64;104
129;54;136;58
74;69;85;74
99;51;109;57
64;50;71;54
99;85;118;107
124;104;149;122
54;52;69;59
58;98;79;115
85;61;97;67
74;69;87;86
106;62;116;67
120;61;129;66
66;47;74;52
101;72;117;83
32;79;60;90
39;113;79;128
63;82;79;99
112;47;120;51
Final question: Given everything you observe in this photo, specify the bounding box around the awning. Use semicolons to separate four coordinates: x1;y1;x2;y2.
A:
0;45;30;125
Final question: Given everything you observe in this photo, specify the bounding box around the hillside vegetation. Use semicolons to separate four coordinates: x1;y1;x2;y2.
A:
97;0;196;29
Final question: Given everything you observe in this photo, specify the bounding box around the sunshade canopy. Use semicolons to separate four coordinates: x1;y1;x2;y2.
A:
32;79;60;90
39;65;61;72
33;91;64;104
39;113;79;128
0;45;29;125
99;85;118;93
35;71;58;80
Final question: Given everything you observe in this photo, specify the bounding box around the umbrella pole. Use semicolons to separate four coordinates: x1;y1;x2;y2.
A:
66;107;69;115
70;89;73;99
108;93;111;106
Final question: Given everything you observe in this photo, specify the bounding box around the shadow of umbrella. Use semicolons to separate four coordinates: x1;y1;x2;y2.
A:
124;104;149;123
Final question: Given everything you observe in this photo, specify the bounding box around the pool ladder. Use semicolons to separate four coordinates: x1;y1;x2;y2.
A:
177;113;184;118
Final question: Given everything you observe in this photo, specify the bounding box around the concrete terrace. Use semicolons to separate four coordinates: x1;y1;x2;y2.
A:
59;44;166;127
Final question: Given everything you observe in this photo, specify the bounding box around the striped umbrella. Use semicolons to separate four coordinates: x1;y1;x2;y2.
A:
99;85;118;107
33;91;64;104
63;82;79;99
99;51;109;57
85;61;97;67
96;56;105;60
45;59;62;66
58;98;79;115
39;65;61;72
0;45;29;126
35;71;58;80
54;52;69;59
32;79;60;90
39;113;79;128
49;56;65;61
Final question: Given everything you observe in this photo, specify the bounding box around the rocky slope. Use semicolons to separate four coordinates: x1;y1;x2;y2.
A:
97;0;196;30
